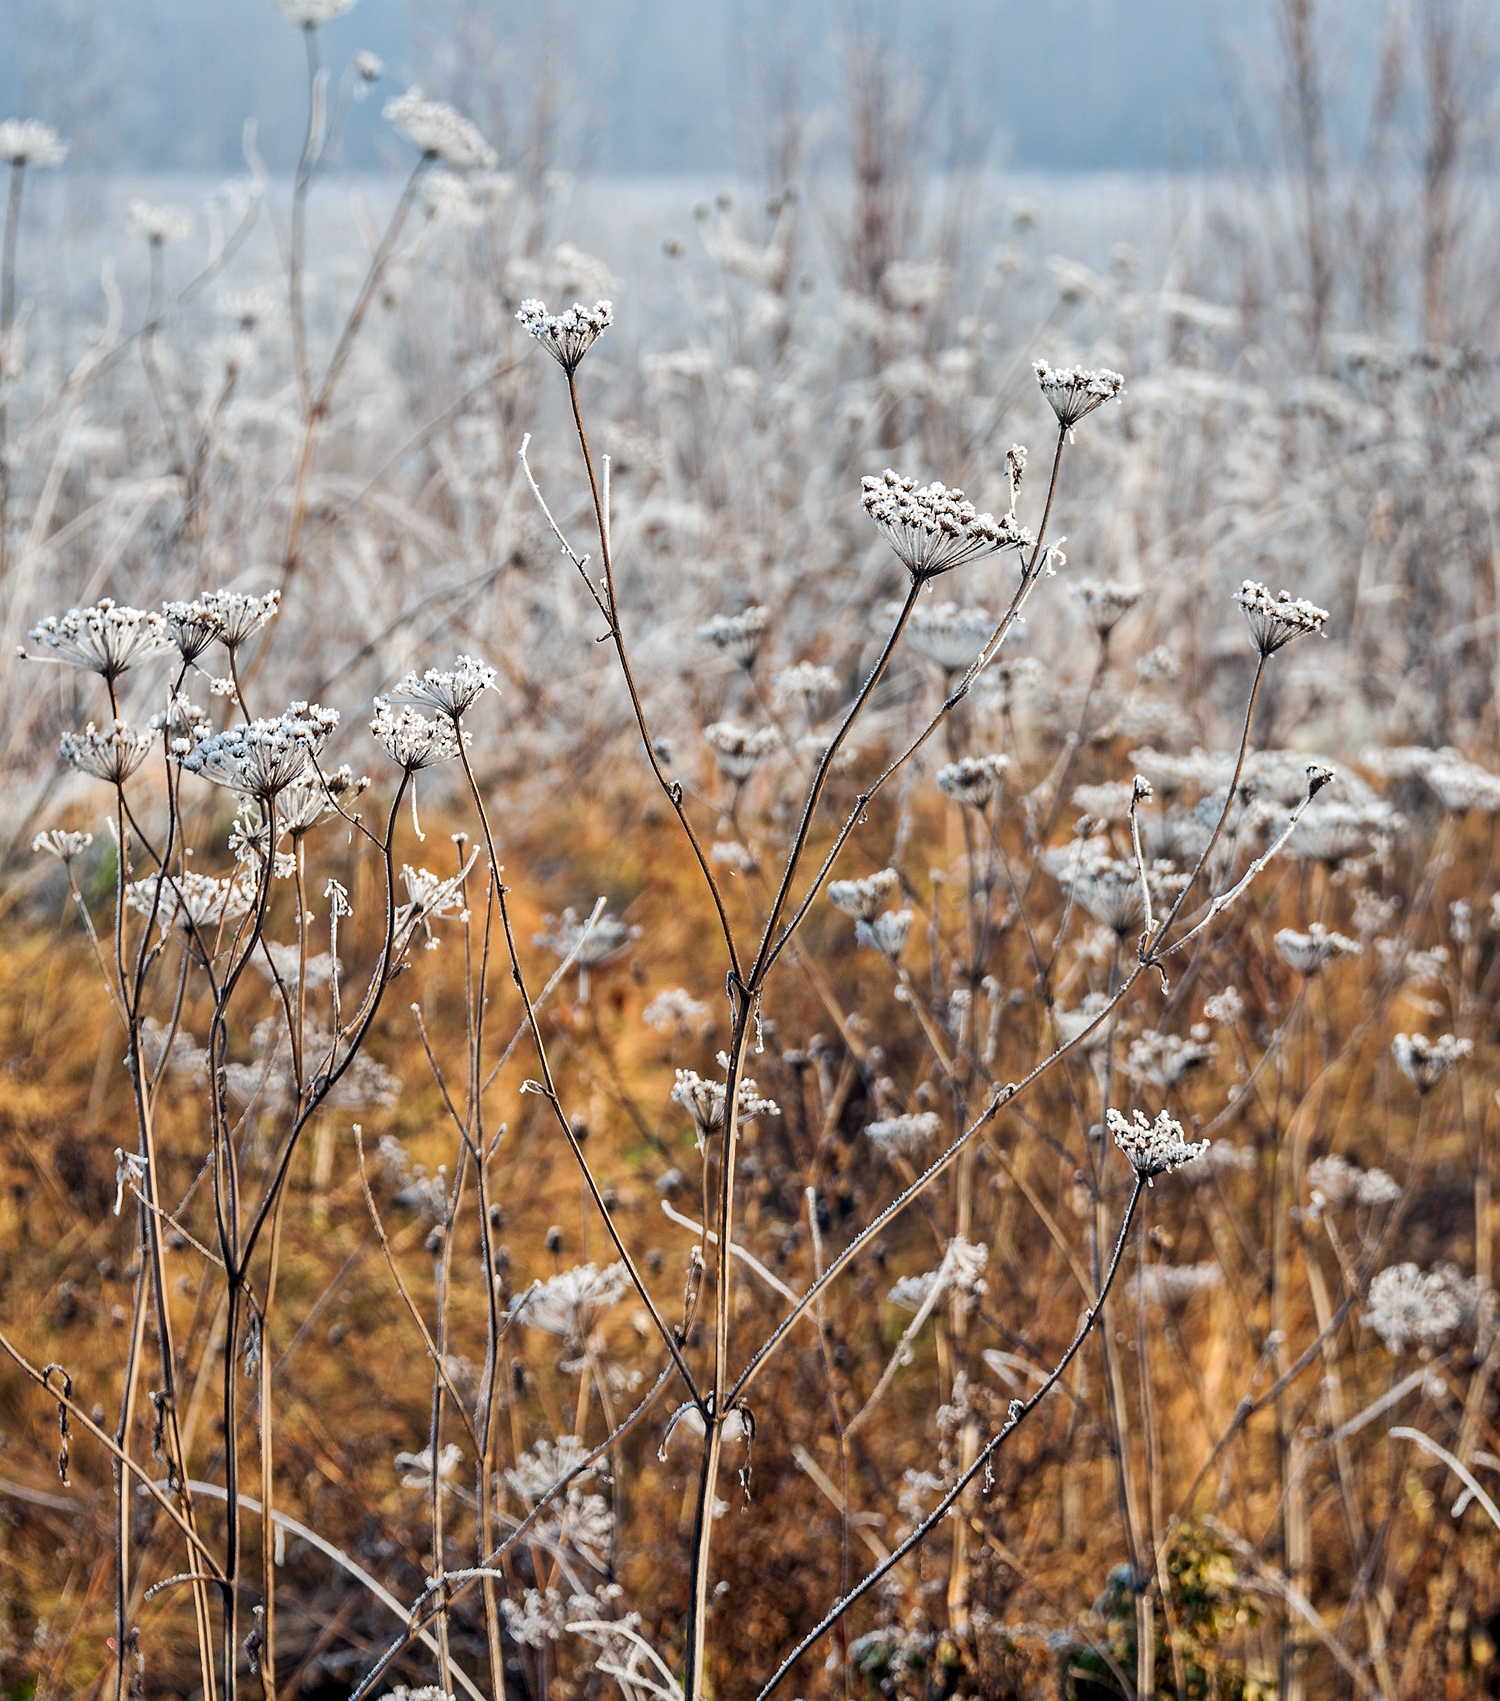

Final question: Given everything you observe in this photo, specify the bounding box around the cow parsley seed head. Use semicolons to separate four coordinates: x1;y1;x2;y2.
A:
1234;580;1329;654
866;1111;941;1160
1074;578;1144;638
370;698;465;770
390;655;498;721
128;200;193;246
1362;1262;1480;1354
1391;1032;1471;1094
1426;758;1500;814
671;1069;779;1139
828;867;900;920
32;829;93;863
181;703;337;798
534;907;639;967
162;589;280;659
699;605;770;667
384;88;498;167
271;0;356;24
0;120;68;168
515;297;614;372
861;469;1030;581
773;661;838;711
1033;360;1125;429
856;908;915;958
27;599;168;682
936;753;1009;809
509;1262;630;1342
907;603;994;672
1274;924;1361;976
59;721;155;784
703;720;779;780
126;870;256;936
1106;1107;1210;1183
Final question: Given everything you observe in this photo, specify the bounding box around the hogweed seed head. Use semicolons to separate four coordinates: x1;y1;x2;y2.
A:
0;120;68;168
1391;1032;1471;1094
856;908;915;958
32;829;93;863
271;0;357;24
1033;360;1125;429
866;1111;941;1160
182;704;338;798
703;720;779;781
515;297;614;372
1274;924;1362;975
1106;1107;1209;1184
828;868;900;920
128;200;193;246
384;88;498;167
907;603;994;672
370;698;466;770
1362;1262;1480;1354
59;721;155;785
534;907;639;967
861;468;1030;581
936;753;1008;809
671;1069;779;1140
699;606;770;667
27;599;168;682
390;655;498;721
161;589;280;659
1234;580;1329;655
1074;578;1144;638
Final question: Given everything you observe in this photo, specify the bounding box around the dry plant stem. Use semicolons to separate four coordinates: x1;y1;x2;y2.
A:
0;158;23;580
755;1175;1147;1699
289;23;322;409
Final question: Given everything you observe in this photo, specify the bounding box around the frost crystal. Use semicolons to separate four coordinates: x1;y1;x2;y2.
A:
384;88;498;168
0;120;68;168
59;721;155;785
181;704;338;798
861;468;1030;581
936;753;1008;809
1233;581;1329;654
515;297;614;372
390;655;498;720
370;698;465;770
698;606;769;667
1391;1032;1471;1094
907;603;994;671
1274;924;1361;975
1362;1262;1480;1354
27;599;168;681
1033;360;1125;429
1106;1107;1210;1184
866;1111;941;1160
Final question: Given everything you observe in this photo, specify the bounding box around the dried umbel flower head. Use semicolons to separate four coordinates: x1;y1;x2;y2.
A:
866;1111;941;1160
1074;578;1144;639
828;868;900;920
888;1235;989;1311
369;698;466;771
32;829;93;864
1127;1262;1222;1306
1233;580;1329;655
1391;1032;1471;1094
354;49;384;85
1106;1107;1210;1184
699;606;770;668
27;599;168;682
773;661;838;712
1281;798;1399;865
128;200;193;246
390;655;498;721
161;589;280;661
643;988;713;1035
907;603;993;672
704;720;779;781
861;469;1030;582
126;870;256;936
1069;859;1147;936
1425;758;1500;814
1306;1153;1400;1212
1127;1030;1217;1090
534;907;639;967
510;1262;631;1344
856;908;914;959
1274;924;1361;975
671;1068;780;1139
1362;1262;1481;1354
515;297;614;373
181;704;339;798
0;119;68;168
59;721;155;785
1033;360;1125;430
1071;780;1138;823
271;0;357;23
936;753;1008;809
384;88;498;167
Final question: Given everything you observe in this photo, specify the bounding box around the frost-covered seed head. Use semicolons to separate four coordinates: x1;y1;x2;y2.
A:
31;829;93;863
384;88;498;167
698;606;770;667
1106;1107;1210;1183
161;589;280;658
59;721;155;785
1391;1032;1471;1094
703;721;779;781
1306;1153;1400;1211
370;698;466;770
1425;759;1500;814
128;200;193;245
0;120;68;168
936;754;1008;809
509;1262;630;1343
1074;578;1144;638
643;988;713;1035
866;1111;941;1160
1362;1262;1480;1354
856;908;915;958
126;871;256;935
1127;1031;1217;1089
271;0;356;21
390;655;498;721
1274;924;1362;975
861;468;1031;581
827;867;900;921
1033;360;1125;428
515;297;614;372
907;603;993;671
181;704;338;798
27;599;168;681
534;907;639;967
671;1069;780;1137
1233;580;1329;654
773;661;839;711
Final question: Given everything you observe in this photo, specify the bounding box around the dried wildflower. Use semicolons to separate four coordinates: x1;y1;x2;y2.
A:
1055;991;1111;1050
1069;859;1147;935
866;1111;941;1160
32;829;92;864
856;908;915;959
273;0;356;23
1127;1030;1217;1089
936;753;1008;809
1278;798;1399;865
1033;360;1125;430
397;864;472;944
907;603;994;671
384;88;498;167
773;661;838;712
1136;645;1182;683
861;469;1030;582
514;297;613;372
369;698;465;770
510;1262;630;1343
1127;1262;1222;1306
699;606;770;667
1074;578;1144;639
1425;759;1500;814
161;589;280;661
181;704;338;798
1363;1262;1481;1354
888;1235;988;1311
1106;1107;1209;1184
704;721;779;781
710;839;755;872
126;871;256;935
534;907;639;967
128;200;193;246
1072;780;1138;823
1203;986;1244;1024
643;988;713;1036
0;119;68;168
671;1068;779;1141
394;1441;461;1491
27;599;168;682
1233;581;1329;655
1391;1032;1471;1094
505;1437;613;1566
1274;924;1362;975
59;721;155;784
828;868;900;920
390;655;498;721
1306;1154;1399;1212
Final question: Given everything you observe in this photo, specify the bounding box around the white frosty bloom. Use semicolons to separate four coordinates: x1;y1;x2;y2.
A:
181;704;338;798
1127;1030;1217;1089
370;698;465;770
1276;798;1400;865
828;868;900;920
699;605;770;667
1391;1032;1471;1094
0;120;68;168
32;828;93;863
1069;859;1147;936
1074;578;1144;638
773;661;838;711
1203;986;1244;1025
1363;1262;1481;1354
59;721;155;784
704;720;779;781
515;296;613;372
1306;1153;1400;1212
354;48;384;84
1106;1107;1210;1184
126;870;256;935
1033;360;1125;429
861;468;1031;581
888;1235;988;1311
394;1441;461;1491
936;753;1008;809
1425;758;1500;814
128;200;193;245
161;589;279;659
384;87;497;167
510;1262;630;1342
534;907;639;967
505;1437;613;1566
856;908;915;958
866;1111;941;1160
27;599;168;681
643;988;713;1035
1233;581;1329;655
671;1068;779;1139
907;603;994;672
389;655;497;720
1274;924;1361;976
1127;1261;1222;1306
